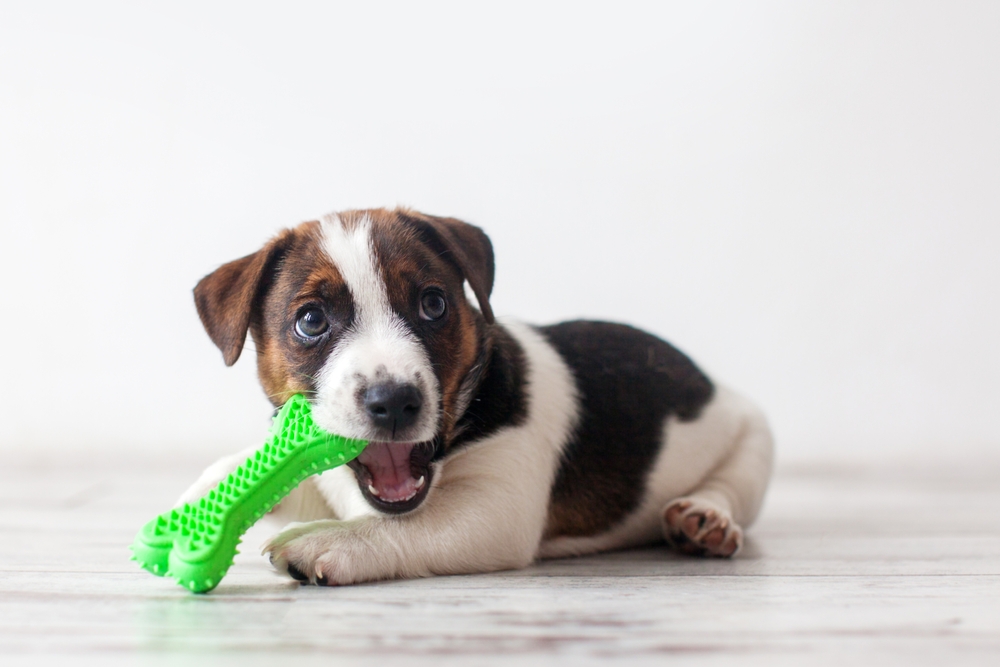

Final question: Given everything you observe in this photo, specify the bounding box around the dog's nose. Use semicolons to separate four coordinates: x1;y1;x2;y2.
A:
364;383;423;433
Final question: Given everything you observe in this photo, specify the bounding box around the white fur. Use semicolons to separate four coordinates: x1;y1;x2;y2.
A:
310;464;373;520
262;320;581;583
311;213;439;443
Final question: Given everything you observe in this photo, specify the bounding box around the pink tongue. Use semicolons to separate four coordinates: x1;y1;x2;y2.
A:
357;442;420;502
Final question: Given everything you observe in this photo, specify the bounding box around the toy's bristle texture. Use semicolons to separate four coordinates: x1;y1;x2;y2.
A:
130;394;366;593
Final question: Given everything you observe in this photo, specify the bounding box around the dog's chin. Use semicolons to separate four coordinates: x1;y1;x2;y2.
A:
347;440;436;514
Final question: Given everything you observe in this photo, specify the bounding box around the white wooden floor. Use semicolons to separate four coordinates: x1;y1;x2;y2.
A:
1;456;999;666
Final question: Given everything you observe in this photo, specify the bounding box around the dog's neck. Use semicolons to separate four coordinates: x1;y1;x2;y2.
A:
436;321;528;458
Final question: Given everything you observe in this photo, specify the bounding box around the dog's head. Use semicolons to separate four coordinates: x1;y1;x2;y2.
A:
193;208;494;514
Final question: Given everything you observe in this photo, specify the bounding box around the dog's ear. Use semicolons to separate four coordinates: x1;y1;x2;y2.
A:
193;230;294;366
405;213;495;324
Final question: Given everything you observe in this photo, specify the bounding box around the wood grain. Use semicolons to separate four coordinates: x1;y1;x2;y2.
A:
1;460;999;665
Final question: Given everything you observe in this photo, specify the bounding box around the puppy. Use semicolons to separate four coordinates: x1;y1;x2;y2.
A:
179;208;774;585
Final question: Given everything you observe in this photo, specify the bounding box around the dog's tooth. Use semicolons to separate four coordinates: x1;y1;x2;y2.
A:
368;484;379;496
415;476;426;489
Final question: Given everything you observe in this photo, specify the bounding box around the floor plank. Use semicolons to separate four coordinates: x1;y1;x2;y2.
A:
1;460;998;665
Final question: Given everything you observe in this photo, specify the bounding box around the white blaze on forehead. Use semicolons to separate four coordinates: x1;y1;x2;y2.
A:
319;213;395;333
314;213;440;441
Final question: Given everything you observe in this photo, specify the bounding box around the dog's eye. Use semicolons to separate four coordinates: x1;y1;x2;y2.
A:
295;307;329;338
419;290;447;321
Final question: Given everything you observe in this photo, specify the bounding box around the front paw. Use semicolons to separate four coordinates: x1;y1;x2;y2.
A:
262;520;386;586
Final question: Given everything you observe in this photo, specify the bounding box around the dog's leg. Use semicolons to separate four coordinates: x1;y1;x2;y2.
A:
263;435;557;585
174;447;257;507
662;402;773;557
175;447;336;522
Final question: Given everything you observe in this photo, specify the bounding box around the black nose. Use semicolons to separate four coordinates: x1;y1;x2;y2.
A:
364;383;423;433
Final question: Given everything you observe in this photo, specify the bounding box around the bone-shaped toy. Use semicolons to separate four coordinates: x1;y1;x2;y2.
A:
130;394;367;593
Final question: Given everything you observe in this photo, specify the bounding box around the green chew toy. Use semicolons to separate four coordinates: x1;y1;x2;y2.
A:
130;394;366;593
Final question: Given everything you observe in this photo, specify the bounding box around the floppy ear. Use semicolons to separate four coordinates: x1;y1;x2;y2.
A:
193;230;294;366
404;213;496;324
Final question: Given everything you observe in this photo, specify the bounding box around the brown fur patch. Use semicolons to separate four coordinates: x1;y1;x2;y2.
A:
247;221;356;406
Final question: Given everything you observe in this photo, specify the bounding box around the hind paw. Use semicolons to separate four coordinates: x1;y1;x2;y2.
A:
662;498;743;558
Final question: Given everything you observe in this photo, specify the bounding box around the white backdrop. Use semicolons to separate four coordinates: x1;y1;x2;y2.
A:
1;1;998;466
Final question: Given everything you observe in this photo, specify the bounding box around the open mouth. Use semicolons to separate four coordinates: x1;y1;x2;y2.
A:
347;440;436;514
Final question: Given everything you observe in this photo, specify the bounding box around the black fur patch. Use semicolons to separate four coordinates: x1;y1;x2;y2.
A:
441;324;529;456
538;320;714;538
